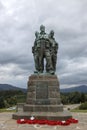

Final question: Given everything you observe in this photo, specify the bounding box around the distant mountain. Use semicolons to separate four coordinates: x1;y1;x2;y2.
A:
60;85;87;93
0;84;87;93
0;84;27;93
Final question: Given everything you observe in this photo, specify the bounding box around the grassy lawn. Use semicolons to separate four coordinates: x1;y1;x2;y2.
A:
71;109;87;112
0;108;16;113
71;108;87;113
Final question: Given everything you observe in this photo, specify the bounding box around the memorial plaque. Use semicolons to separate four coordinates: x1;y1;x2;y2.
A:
36;82;48;99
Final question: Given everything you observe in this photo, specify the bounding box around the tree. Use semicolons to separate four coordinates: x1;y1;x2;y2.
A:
79;102;87;110
0;97;5;108
80;93;86;103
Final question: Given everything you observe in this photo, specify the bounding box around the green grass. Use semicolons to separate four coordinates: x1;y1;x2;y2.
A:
0;108;16;113
71;102;87;112
71;109;87;113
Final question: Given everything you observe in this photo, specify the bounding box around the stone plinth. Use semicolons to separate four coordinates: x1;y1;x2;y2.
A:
23;74;63;112
13;111;72;121
12;74;72;120
23;104;63;112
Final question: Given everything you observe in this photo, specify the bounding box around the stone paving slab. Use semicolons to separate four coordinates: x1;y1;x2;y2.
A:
0;112;87;130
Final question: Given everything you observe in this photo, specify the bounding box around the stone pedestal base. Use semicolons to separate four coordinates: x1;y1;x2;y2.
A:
12;111;72;121
12;74;72;120
23;104;63;112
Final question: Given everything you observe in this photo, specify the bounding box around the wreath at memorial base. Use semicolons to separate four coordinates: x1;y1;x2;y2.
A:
17;117;78;126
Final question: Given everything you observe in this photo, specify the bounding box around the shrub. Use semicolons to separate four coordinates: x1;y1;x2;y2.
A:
79;102;87;110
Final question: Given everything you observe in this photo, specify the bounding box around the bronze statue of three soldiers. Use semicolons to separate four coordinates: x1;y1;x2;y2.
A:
32;25;58;74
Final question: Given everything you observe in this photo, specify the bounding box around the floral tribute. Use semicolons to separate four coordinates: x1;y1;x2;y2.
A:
17;117;78;126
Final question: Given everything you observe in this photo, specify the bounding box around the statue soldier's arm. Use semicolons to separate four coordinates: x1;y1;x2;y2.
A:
32;46;34;54
55;42;58;54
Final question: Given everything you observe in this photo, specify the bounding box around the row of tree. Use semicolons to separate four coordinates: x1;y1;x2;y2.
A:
61;92;87;104
0;90;87;108
0;90;25;108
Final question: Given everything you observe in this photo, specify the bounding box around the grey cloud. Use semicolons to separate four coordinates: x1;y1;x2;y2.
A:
0;0;87;88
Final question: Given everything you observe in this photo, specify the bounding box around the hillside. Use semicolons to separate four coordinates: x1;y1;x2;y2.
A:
0;84;87;93
0;84;26;92
60;85;87;93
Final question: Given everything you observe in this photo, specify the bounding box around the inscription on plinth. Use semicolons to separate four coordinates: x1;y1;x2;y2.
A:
36;82;48;99
35;82;50;105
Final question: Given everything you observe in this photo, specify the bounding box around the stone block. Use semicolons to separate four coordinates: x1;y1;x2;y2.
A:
23;104;63;112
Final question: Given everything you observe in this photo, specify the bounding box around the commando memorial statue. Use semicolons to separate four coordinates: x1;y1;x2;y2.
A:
32;25;58;74
12;25;72;120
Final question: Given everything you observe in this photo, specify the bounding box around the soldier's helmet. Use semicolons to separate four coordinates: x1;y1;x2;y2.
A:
50;30;54;36
40;25;45;32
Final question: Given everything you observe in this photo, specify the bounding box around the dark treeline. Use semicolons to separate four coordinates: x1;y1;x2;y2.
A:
0;90;24;97
0;90;87;108
61;92;87;104
0;90;26;108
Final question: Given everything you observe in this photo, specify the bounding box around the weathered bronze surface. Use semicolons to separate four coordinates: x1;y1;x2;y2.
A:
32;25;58;74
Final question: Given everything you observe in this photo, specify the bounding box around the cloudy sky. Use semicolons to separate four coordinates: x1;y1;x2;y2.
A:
0;0;87;88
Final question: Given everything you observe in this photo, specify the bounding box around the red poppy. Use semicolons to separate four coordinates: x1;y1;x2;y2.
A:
17;119;27;124
37;119;47;125
17;118;78;126
67;118;78;123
